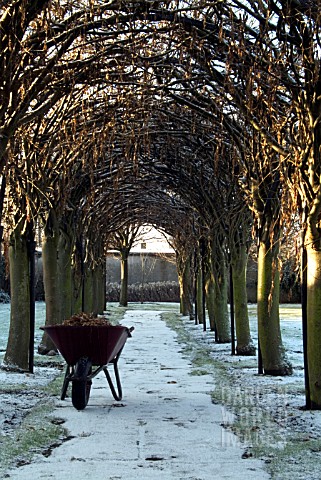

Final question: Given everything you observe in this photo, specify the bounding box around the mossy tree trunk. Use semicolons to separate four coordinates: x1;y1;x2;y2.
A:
39;211;75;353
205;268;216;332
292;68;321;407
119;247;129;307
196;251;204;324
249;160;291;375
92;242;106;315
204;238;216;331
72;236;84;313
178;272;186;315
83;239;94;314
257;216;292;375
306;223;321;408
111;224;140;307
198;239;208;325
210;237;230;343
227;205;255;355
79;236;106;316
83;264;94;313
57;223;73;322
176;249;194;318
38;209;60;354
92;263;100;316
212;262;230;342
231;244;255;355
4;217;30;370
96;258;106;314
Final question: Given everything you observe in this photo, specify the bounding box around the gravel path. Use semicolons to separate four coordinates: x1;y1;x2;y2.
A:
5;310;270;480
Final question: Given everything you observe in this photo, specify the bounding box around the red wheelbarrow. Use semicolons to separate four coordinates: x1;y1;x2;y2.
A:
41;324;134;410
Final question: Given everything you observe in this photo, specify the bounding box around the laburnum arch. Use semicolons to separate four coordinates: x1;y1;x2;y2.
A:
1;0;321;408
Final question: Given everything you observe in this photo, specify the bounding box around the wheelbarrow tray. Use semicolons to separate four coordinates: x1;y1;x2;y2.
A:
41;325;130;366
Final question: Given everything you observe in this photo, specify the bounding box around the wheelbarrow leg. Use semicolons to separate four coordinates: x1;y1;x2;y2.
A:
103;351;123;401
61;365;73;400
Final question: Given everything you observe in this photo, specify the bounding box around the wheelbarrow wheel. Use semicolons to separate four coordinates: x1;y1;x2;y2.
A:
71;357;92;410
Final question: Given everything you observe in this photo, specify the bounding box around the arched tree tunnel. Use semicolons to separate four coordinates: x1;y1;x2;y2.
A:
1;0;321;407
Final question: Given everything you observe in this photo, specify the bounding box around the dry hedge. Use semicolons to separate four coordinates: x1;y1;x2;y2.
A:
106;281;180;303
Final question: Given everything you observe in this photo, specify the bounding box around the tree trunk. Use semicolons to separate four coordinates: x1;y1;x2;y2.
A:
205;272;216;331
231;245;256;355
38;210;60;354
196;265;204;324
178;270;185;314
177;254;193;317
210;238;230;343
306;226;321;408
72;237;84;313
251;170;292;375
119;249;129;307
295;84;321;406
97;260;106;314
57;227;73;322
83;263;94;314
213;260;231;343
4;220;30;370
92;264;99;316
257;237;292;375
92;261;105;315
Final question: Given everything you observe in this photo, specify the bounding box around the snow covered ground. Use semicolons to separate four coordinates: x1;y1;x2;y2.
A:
0;302;320;479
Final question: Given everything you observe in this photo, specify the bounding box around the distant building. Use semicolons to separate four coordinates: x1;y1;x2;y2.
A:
106;226;178;284
130;226;175;254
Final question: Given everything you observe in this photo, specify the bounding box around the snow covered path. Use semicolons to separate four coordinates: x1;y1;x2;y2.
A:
6;310;270;479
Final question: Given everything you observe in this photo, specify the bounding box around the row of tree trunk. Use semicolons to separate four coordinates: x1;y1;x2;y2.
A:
115;218;290;377
3;210;106;370
176;229;292;377
0;204;309;407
